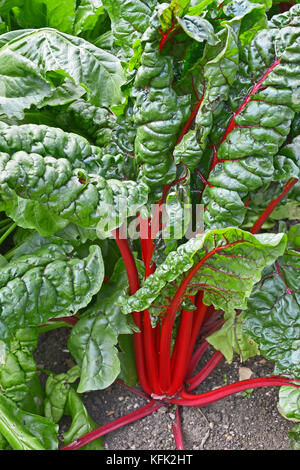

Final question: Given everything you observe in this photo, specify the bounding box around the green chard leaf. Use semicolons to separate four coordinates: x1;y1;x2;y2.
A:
9;0;77;34
63;388;103;450
68;258;134;392
0;393;58;450
0;27;125;120
0;148;148;236
174;23;240;170
279;386;300;421
202;4;300;228
207;310;260;363
74;0;106;37
132;7;191;198
44;366;81;423
44;366;103;450
68;312;121;393
243;250;300;377
0;327;44;414
0;241;104;340
123;228;287;316
288;423;300;450
102;0;157;60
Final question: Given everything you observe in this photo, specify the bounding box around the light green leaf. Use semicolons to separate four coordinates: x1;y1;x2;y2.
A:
159;0;191;32
44;366;81;423
12;0;77;34
0;327;44;414
63;388;103;450
0;393;58;450
279;386;300;421
207;310;260;363
74;0;105;36
0;28;125;119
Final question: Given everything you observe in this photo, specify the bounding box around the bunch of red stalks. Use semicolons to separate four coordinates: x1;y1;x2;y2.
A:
62;12;299;448
62;170;298;450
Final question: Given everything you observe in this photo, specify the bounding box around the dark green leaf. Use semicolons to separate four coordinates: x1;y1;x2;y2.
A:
0;242;104;340
244;250;300;377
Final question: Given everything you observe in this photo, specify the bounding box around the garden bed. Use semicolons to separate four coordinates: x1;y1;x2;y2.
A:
35;327;295;450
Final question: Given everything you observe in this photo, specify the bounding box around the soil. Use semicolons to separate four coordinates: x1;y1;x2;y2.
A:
34;327;296;451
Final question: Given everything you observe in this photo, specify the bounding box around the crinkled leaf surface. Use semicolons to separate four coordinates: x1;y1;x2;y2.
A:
244;250;300;377
0;27;125;119
0;327;44;414
132;7;191;197
0;242;104;340
44;366;103;450
102;0;157;59
0;148;148;236
202;5;300;228
123;228;287;315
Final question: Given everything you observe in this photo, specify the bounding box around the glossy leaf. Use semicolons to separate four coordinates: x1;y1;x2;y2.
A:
63;388;103;450
0;27;125;119
0;393;58;450
244;250;300;377
0;242;104;340
44;366;81;423
132;7;191;197
0;149;148;235
123;228;287;315
102;0;157;59
203;5;300;228
68;259;134;392
68;312;121;393
0;327;44;414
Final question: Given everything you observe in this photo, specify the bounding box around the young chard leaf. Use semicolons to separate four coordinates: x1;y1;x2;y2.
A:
44;366;103;450
68;258;135;392
0;327;44;414
67;312;121;393
0;393;58;450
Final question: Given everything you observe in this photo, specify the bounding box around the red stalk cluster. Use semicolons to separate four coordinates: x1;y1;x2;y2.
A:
63;56;299;451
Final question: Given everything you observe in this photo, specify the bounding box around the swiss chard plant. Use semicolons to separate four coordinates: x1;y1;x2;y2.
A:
0;0;299;451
